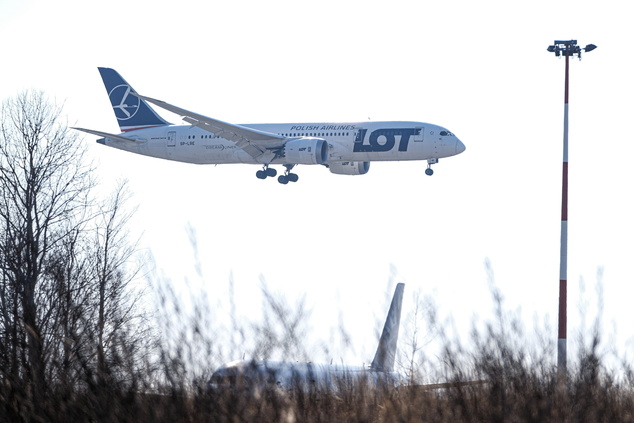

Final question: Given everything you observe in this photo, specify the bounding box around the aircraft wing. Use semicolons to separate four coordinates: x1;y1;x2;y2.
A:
133;94;285;163
72;127;147;143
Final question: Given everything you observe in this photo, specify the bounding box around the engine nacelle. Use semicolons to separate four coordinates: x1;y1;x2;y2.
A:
283;138;329;164
328;161;370;175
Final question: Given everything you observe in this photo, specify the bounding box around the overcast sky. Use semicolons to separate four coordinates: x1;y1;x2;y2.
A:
1;0;632;368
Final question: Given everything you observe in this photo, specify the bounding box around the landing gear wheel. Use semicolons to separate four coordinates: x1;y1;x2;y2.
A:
256;166;277;180
277;164;298;184
425;158;438;176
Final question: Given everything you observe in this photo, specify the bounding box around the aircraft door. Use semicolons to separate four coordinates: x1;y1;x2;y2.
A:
413;127;424;142
167;131;176;147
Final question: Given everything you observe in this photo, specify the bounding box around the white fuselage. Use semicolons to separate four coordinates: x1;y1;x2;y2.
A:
209;360;403;393
102;121;464;166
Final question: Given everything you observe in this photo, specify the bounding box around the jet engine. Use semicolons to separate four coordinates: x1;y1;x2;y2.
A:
328;161;370;175
283;138;328;164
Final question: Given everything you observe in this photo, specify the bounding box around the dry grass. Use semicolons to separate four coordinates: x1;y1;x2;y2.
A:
3;281;634;423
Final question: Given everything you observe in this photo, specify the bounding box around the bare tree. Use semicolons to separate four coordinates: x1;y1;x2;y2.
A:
90;181;146;384
0;90;92;412
0;91;148;420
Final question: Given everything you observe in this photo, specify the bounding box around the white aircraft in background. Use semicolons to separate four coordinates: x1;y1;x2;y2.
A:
209;283;405;392
74;68;465;184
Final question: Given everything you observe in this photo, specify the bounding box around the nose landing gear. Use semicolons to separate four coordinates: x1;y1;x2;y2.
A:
425;158;438;176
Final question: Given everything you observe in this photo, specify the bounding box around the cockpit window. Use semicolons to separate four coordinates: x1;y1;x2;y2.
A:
439;131;454;137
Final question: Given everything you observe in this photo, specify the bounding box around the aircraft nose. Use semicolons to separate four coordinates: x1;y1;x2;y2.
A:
455;139;466;155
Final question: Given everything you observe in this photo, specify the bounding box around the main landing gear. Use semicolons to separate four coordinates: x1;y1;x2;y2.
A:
256;166;277;179
255;164;299;184
425;158;438;176
277;164;298;185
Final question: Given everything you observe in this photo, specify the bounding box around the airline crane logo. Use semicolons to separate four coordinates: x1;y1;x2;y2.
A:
108;84;140;121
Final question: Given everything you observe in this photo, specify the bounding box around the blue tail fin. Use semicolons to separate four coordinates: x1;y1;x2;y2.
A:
98;67;171;132
370;283;404;372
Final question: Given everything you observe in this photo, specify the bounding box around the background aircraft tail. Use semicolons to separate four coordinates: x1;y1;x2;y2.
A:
370;283;404;372
98;67;171;132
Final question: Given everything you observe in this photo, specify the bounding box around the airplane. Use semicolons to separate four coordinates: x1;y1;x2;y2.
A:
208;283;405;392
74;68;465;184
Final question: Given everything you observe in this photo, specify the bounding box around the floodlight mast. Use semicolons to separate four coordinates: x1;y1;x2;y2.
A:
547;40;596;373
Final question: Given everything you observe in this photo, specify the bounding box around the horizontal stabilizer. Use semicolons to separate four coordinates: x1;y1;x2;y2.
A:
72;127;147;144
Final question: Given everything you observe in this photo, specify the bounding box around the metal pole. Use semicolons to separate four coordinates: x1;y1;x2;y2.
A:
557;50;570;371
548;39;595;373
